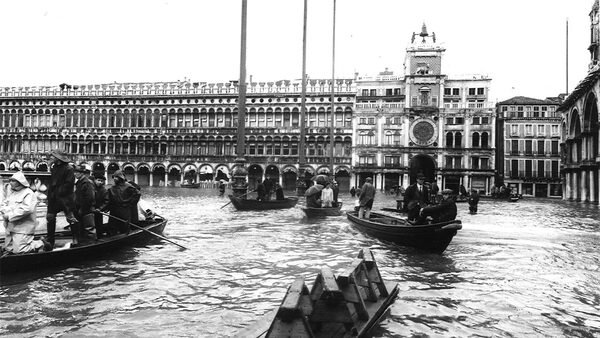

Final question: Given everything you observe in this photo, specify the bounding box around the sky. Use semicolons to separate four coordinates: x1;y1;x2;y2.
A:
0;0;594;102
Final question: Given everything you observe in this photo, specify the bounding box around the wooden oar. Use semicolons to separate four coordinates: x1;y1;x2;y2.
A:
97;211;188;250
220;190;255;209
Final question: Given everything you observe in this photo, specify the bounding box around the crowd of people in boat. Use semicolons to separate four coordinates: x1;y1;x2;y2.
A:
304;175;340;208
1;149;155;256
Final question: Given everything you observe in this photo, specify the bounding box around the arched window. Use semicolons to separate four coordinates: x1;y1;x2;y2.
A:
446;132;453;147
454;132;462;148
472;132;480;148
481;132;489;148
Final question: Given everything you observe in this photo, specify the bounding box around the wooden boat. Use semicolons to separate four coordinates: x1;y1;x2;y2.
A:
346;211;461;254
300;202;343;217
235;248;399;338
1;216;168;274
228;195;299;211
509;194;519;202
380;207;407;214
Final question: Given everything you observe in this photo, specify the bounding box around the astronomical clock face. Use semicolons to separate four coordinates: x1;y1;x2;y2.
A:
409;118;437;146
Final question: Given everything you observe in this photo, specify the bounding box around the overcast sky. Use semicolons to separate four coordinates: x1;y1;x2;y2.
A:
0;0;593;102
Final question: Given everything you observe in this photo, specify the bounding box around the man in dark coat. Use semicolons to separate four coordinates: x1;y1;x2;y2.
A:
331;180;340;206
468;189;480;214
404;173;429;221
106;170;141;235
44;149;77;250
418;189;457;224
255;179;266;201
358;177;376;219
74;164;96;244
93;173;108;238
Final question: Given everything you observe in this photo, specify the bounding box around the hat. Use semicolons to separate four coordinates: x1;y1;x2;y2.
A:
416;173;425;180
94;173;106;181
442;189;453;195
112;170;125;180
74;164;90;174
50;149;71;163
366;177;373;182
9;171;30;188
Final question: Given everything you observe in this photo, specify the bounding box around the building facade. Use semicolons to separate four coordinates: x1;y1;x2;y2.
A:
0;80;356;191
558;0;600;203
353;24;496;194
496;97;562;197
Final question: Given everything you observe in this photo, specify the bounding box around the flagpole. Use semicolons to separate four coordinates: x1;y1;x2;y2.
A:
297;0;309;196
232;0;248;198
329;0;336;177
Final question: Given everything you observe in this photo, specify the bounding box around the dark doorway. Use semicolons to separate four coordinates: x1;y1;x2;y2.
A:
409;155;436;184
334;168;351;192
445;176;460;193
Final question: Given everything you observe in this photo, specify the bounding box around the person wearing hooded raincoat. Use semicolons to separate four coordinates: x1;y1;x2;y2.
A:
105;170;141;235
1;171;46;254
321;182;334;208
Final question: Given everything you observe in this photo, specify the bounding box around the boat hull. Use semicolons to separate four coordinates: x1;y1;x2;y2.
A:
1;218;168;274
301;202;343;217
346;211;461;254
228;195;298;211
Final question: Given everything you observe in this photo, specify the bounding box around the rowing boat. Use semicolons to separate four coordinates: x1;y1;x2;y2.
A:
1;216;168;274
227;195;298;211
300;202;343;217
346;211;461;254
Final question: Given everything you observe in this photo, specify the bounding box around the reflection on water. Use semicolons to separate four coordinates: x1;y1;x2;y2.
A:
2;188;600;337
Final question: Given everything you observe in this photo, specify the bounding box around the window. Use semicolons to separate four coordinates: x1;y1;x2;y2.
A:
472;132;480;147
472;157;480;169
468;88;476;95
444;88;451;95
446;117;454;125
538;140;545;155
361;89;369;96
386;88;393;96
538;160;545;177
358;131;375;145
511;160;519;178
358;156;375;165
394;88;402;95
511;140;519;155
473;117;480;125
538;125;545;136
511;124;518;135
453;88;459;95
551;125;559;135
369;89;377;96
481;117;489;124
551;160;559;177
525;140;533;155
551;140;559;155
477;88;485;95
455;117;464;124
525;160;533;176
384;130;401;145
384;156;401;167
525;124;533;135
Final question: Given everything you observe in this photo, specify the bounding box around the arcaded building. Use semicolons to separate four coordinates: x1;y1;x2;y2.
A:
353;24;496;194
0;80;356;190
558;0;600;203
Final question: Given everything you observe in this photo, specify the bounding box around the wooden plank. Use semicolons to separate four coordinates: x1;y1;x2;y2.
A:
278;277;308;321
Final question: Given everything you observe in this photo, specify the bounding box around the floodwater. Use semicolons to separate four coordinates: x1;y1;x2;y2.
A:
1;188;600;337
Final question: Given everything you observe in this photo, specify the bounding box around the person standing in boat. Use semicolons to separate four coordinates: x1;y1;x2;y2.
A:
358;177;376;219
44;149;77;251
417;189;457;224
331;180;339;207
255;179;266;201
404;173;429;222
73;165;97;244
218;180;226;196
274;183;285;200
0;171;47;254
321;182;334;208
93;173;109;238
263;177;275;201
105;170;141;235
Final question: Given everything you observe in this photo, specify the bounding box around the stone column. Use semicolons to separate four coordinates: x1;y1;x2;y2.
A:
573;172;579;201
376;173;383;190
581;170;588;202
590;170;596;203
134;171;139;185
403;173;409;188
180;172;184;186
565;172;571;200
164;172;168;187
149;173;154;187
